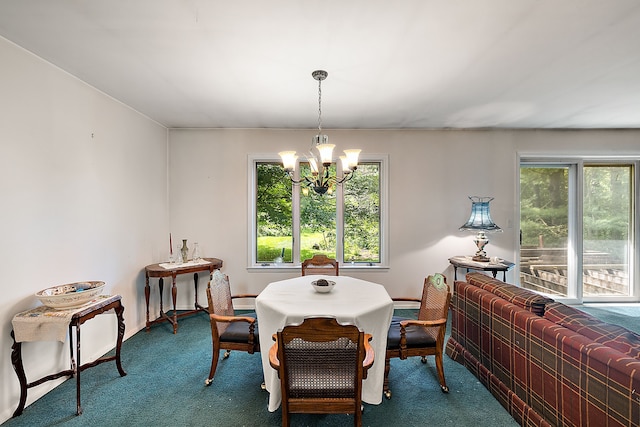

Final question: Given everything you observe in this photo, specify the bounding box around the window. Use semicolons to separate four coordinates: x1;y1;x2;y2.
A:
250;154;388;268
519;158;637;302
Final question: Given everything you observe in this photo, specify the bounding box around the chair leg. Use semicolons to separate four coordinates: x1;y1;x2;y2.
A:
383;357;392;399
354;401;363;427
434;352;449;393
205;347;221;386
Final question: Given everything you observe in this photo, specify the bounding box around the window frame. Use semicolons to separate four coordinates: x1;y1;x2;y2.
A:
248;153;389;271
518;154;639;303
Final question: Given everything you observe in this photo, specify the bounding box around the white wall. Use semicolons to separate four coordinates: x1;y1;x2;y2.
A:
0;37;169;422
168;128;640;304
2;31;640;423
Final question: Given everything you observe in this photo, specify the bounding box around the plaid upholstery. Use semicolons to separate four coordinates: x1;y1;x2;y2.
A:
465;272;554;316
545;302;640;359
447;279;640;427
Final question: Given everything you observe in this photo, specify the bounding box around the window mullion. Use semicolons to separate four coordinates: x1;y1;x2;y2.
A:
569;162;583;302
292;163;301;265
335;173;345;264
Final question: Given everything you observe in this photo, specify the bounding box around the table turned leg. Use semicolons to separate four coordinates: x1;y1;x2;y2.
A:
171;275;178;334
10;331;27;417
193;272;200;310
75;322;82;415
158;277;165;316
68;324;76;372
144;274;151;332
114;302;127;376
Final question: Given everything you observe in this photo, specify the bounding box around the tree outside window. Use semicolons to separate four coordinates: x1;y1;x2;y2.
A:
254;158;384;266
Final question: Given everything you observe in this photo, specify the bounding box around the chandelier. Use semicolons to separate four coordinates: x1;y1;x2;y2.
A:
279;70;360;195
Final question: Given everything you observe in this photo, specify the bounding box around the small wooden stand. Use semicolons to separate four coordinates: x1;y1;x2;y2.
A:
11;295;126;417
144;257;223;333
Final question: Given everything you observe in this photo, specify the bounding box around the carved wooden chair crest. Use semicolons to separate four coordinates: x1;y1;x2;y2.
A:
301;254;339;276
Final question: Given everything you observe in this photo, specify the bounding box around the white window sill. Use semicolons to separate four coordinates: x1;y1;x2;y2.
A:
247;264;389;273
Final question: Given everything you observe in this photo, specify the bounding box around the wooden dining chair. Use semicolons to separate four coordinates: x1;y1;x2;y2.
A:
384;273;451;399
301;254;339;276
205;270;260;386
268;317;374;427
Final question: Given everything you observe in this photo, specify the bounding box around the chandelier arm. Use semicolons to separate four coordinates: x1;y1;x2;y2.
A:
335;171;356;185
284;171;308;186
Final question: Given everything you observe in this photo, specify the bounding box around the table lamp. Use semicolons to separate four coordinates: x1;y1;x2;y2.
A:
459;196;502;262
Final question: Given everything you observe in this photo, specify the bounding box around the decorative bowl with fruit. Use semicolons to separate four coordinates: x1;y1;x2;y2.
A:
311;278;336;293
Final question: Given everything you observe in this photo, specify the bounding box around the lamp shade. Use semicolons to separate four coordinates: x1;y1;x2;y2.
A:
459;196;502;232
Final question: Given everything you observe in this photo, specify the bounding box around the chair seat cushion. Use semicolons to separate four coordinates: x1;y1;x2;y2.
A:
219;312;259;343
386;316;436;349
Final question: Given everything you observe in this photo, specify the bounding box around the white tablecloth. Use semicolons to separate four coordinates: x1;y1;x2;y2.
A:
255;275;394;412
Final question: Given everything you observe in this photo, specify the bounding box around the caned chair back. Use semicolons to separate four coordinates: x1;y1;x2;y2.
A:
207;270;234;336
417;273;451;341
269;317;374;427
301;254;339;276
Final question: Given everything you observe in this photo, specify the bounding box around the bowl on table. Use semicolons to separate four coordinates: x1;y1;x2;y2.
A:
35;281;105;310
311;279;335;293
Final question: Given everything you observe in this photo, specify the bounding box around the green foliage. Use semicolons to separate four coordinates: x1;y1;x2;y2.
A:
256;163;292;237
344;164;380;262
520;165;631;248
257;236;292;262
255;160;381;263
257;233;334;262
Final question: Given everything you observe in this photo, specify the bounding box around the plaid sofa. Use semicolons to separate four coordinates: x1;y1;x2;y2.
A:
446;272;640;427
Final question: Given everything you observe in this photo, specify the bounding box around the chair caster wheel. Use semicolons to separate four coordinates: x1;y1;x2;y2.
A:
223;350;231;359
441;385;449;393
205;378;213;386
260;382;266;390
384;390;392;399
421;356;427;364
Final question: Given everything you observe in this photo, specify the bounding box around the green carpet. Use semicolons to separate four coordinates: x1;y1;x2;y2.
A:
2;309;518;427
6;303;637;427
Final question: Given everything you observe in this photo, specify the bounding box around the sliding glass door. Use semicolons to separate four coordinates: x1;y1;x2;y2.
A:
519;161;635;302
582;165;632;297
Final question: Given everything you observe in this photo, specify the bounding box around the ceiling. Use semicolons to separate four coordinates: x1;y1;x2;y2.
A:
1;0;640;129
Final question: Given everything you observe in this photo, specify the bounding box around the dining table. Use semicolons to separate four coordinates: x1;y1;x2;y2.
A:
255;275;394;412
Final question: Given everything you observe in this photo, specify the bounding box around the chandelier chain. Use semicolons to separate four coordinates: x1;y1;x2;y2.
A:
317;76;322;133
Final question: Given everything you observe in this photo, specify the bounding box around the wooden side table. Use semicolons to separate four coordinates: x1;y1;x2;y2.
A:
144;257;223;333
10;295;126;417
449;256;515;282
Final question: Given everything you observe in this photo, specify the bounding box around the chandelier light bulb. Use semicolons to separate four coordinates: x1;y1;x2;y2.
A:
279;151;298;172
344;149;361;169
316;143;335;165
339;156;351;174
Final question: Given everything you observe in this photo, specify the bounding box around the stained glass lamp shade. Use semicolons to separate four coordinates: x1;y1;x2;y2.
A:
459;196;502;262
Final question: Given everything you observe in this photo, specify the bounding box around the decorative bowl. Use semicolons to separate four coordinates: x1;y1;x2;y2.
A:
35;281;105;310
311;279;335;293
